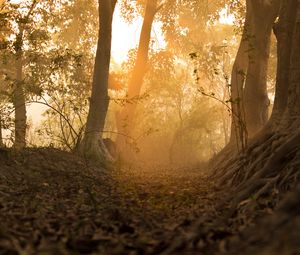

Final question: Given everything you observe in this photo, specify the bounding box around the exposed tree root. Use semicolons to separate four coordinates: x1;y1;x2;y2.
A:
225;184;300;255
210;131;280;186
213;127;300;211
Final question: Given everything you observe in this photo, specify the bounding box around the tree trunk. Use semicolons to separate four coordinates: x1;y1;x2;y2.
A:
229;6;251;150
269;0;297;126
243;0;280;137
12;1;37;149
216;0;300;204
80;0;117;163
285;0;300;125
232;0;300;201
13;31;27;149
169;127;183;165
0;116;3;147
116;0;158;152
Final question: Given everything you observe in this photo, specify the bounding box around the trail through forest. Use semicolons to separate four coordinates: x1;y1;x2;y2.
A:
1;148;299;255
1;1;300;254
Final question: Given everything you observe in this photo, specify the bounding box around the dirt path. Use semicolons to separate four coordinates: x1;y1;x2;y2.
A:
1;148;298;255
0;149;222;254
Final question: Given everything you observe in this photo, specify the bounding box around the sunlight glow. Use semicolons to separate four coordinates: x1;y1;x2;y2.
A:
219;7;235;25
8;0;20;4
111;4;166;65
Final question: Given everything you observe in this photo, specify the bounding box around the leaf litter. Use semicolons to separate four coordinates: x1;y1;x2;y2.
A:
0;148;299;255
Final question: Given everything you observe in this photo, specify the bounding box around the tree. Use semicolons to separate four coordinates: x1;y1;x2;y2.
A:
116;0;160;154
0;0;7;147
27;0;99;150
273;0;300;129
243;0;280;137
13;0;37;149
228;3;250;150
213;0;300;205
269;0;296;126
80;0;117;162
0;0;65;149
111;0;244;164
229;0;280;149
0;115;3;147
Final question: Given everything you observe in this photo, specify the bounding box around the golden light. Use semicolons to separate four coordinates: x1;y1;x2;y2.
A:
8;0;20;3
112;3;166;65
219;7;235;25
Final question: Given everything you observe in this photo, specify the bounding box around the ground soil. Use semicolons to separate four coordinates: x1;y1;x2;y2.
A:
0;148;299;255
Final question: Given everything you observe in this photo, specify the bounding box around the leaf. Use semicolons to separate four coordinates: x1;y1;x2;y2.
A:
189;52;198;59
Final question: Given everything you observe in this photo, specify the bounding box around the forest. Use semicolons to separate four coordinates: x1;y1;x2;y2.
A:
0;0;300;254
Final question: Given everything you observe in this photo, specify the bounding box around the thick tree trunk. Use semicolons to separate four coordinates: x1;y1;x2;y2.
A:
217;0;300;204
116;0;158;152
229;0;280;149
243;0;280;137
269;1;297;126
80;0;117;163
207;6;300;247
13;32;27;149
285;0;300;125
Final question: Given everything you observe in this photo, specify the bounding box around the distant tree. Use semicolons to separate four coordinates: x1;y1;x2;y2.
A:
116;0;160;154
113;0;244;164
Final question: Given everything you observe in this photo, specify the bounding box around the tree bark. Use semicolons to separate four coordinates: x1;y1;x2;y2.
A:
116;0;158;152
243;0;280;137
269;0;297;126
13;30;27;149
228;0;300;205
229;5;251;150
80;0;117;162
285;0;300;124
12;0;37;149
0;116;3;147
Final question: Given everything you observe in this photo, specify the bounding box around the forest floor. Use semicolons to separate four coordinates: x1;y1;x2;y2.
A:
0;148;299;255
